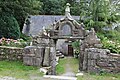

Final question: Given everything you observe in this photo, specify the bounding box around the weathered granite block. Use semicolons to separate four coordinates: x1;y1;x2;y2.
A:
23;46;44;66
35;58;42;66
43;47;50;67
23;56;33;65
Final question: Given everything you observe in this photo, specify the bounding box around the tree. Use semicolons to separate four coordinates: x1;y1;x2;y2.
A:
79;0;90;20
40;0;81;15
40;0;66;15
80;0;119;32
0;12;20;39
0;0;42;31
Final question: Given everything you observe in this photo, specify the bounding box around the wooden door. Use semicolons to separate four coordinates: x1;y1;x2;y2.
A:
68;45;73;56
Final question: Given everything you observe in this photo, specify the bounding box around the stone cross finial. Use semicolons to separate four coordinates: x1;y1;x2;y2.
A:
65;3;70;15
62;3;73;20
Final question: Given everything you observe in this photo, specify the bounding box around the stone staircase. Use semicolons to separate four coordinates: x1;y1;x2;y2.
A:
56;50;65;58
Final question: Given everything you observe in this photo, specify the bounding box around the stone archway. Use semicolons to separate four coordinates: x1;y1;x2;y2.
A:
31;3;87;74
28;3;102;75
23;3;120;75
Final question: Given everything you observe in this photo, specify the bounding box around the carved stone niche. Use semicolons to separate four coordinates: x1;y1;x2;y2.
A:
59;24;72;36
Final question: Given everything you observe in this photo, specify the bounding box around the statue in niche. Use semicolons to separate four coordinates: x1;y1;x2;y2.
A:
61;24;71;36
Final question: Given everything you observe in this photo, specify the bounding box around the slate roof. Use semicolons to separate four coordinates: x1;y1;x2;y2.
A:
22;15;80;36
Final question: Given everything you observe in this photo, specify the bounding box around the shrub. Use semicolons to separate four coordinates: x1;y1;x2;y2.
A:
102;37;120;53
102;30;120;42
20;33;32;42
97;32;120;54
0;37;29;48
0;12;20;39
72;40;80;58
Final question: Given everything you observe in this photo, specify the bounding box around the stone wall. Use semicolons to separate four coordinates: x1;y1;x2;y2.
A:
0;46;23;60
23;46;56;75
23;46;45;66
83;48;120;73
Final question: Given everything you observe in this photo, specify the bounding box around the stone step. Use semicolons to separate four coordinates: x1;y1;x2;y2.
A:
40;66;51;74
43;75;77;80
59;55;65;58
56;57;59;62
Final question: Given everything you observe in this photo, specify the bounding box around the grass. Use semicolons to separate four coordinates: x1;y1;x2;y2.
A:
56;58;65;75
77;73;120;80
0;60;43;80
56;57;120;80
56;57;79;75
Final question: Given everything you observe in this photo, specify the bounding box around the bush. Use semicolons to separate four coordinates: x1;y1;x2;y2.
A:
102;37;120;53
20;33;32;42
97;32;120;54
0;37;29;48
0;12;20;39
102;30;120;42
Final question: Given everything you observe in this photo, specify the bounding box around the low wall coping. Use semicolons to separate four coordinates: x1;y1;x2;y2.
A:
108;53;120;57
0;46;23;49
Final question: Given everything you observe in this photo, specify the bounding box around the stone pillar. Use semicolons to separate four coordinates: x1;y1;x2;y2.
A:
79;40;86;71
82;48;88;71
43;47;50;67
49;47;56;75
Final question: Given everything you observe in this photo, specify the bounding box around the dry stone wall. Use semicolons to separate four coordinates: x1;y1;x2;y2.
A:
0;46;23;60
83;48;120;73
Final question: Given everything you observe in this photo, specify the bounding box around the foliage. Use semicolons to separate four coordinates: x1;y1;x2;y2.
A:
0;60;43;79
72;40;80;50
77;73;120;80
0;0;42;31
56;58;65;75
67;0;81;15
79;0;120;32
97;31;120;54
40;0;66;15
72;40;80;52
40;0;82;15
0;37;29;48
20;33;32;42
0;12;20;39
102;37;120;53
102;30;120;42
110;0;120;16
56;57;78;75
115;25;120;31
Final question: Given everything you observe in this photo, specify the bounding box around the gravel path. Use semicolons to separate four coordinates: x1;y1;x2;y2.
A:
61;57;76;77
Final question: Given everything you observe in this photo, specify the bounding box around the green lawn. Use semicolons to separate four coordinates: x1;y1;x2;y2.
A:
56;57;120;80
77;73;120;80
0;60;43;80
56;57;79;75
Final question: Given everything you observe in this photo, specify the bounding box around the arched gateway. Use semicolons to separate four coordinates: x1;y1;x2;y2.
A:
38;3;86;56
23;3;105;75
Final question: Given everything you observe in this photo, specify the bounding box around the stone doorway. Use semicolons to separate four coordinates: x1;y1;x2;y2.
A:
56;39;74;56
68;45;73;56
